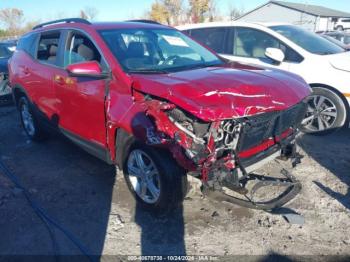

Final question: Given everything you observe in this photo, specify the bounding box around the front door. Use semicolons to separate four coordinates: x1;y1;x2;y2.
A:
54;30;109;148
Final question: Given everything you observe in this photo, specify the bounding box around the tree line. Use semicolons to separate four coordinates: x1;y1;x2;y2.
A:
147;0;244;25
0;1;243;39
0;7;98;39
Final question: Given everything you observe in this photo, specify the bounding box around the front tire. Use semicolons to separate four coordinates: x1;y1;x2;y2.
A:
18;96;47;141
123;142;188;213
301;87;347;135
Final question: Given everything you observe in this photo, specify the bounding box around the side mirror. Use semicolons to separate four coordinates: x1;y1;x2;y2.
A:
265;48;285;64
66;61;109;79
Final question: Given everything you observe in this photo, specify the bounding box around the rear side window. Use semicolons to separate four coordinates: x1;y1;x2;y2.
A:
37;32;61;64
190;27;227;53
17;33;38;57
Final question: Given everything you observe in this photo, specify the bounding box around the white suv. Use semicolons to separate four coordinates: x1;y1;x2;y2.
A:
334;18;350;31
178;22;350;134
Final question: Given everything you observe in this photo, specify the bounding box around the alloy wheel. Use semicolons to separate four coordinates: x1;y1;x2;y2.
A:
21;102;36;136
302;95;338;132
126;149;161;204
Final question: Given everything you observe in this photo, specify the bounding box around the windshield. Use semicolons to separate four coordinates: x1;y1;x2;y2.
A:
99;28;223;73
0;44;15;58
270;25;345;55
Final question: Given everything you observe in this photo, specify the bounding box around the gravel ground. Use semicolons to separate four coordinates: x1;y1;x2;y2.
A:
0;104;349;261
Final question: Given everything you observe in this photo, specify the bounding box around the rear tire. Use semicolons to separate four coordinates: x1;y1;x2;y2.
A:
301;87;347;135
18;96;47;141
123;142;188;213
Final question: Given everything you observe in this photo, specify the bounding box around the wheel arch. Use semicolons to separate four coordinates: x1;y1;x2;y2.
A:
111;110;163;168
114;127;134;169
309;83;350;124
12;84;30;109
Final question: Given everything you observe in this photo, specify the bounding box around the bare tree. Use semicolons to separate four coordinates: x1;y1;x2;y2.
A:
80;10;88;20
0;8;24;34
208;0;221;22
163;0;184;25
84;6;98;21
188;0;212;23
228;3;244;20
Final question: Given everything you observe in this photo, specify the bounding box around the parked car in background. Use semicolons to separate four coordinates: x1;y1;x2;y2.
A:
319;34;350;51
334;18;350;31
179;22;350;134
320;31;350;49
0;41;16;105
8;18;310;212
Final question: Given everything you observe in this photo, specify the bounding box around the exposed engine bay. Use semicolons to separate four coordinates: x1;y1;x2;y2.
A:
134;91;308;210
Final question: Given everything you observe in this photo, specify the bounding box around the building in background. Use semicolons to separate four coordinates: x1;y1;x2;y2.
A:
236;1;350;32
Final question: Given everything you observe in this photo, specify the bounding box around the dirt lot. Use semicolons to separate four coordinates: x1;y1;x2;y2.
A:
0;104;350;261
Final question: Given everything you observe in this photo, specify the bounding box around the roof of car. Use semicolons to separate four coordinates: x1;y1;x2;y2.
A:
32;19;170;32
177;21;289;30
91;21;170;30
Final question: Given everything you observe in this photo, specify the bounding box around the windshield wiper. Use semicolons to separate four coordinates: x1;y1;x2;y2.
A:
318;51;336;55
127;69;169;74
170;63;222;72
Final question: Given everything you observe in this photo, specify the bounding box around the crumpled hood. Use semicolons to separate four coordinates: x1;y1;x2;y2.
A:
131;63;311;121
329;51;350;72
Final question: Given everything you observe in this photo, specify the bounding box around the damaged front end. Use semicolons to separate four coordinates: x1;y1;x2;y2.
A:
133;90;307;211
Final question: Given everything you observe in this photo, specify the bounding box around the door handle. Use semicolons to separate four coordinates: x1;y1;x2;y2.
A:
54;75;65;85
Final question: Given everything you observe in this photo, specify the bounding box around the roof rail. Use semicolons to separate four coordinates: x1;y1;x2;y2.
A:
33;18;91;30
126;19;161;25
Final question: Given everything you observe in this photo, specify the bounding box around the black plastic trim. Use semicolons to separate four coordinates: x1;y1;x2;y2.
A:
33;18;91;30
60;128;113;164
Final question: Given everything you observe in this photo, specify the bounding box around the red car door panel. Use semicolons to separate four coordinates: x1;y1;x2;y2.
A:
54;69;107;146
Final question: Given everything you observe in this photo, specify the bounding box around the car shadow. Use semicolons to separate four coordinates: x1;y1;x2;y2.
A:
0;106;187;259
129;112;187;258
258;252;295;262
0;107;116;259
298;128;350;210
134;204;186;257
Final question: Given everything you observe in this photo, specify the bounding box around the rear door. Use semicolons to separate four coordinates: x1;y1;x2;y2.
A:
53;30;109;148
22;31;63;121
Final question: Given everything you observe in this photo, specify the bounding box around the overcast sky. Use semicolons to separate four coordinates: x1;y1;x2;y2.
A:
0;0;349;26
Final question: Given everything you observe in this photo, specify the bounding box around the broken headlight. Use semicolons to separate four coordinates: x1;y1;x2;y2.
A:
166;107;210;145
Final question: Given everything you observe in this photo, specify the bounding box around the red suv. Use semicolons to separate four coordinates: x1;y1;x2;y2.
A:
9;18;311;212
